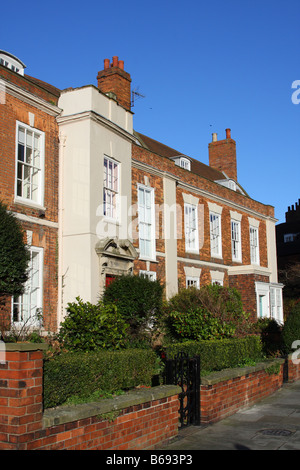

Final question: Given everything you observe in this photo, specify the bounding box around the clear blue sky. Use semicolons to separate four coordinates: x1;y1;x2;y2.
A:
1;0;299;224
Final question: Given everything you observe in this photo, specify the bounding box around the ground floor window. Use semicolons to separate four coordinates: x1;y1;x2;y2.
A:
12;246;43;325
255;282;283;323
139;270;157;281
186;276;200;289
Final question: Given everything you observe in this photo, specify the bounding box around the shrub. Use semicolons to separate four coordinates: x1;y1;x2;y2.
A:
163;285;252;340
57;297;129;351
282;302;300;354
0;201;29;296
102;274;164;342
163;336;263;372
255;318;283;356
43;349;159;408
166;307;236;341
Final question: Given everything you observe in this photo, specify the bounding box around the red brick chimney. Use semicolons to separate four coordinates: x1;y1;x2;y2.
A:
97;56;131;111
208;129;237;181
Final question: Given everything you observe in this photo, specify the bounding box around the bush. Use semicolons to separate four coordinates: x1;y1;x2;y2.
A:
282;303;300;354
163;336;263;372
163;285;252;341
0;201;29;296
57;297;129;351
166;307;236;341
43;349;159;408
255;318;283;356
102;274;164;342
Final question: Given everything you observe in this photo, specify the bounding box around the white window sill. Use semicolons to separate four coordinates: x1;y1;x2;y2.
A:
14;197;45;212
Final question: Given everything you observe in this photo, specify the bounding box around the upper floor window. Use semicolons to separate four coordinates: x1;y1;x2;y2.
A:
0;51;25;75
284;233;298;243
210;212;222;257
103;156;119;219
173;156;191;171
231;220;242;261
15;122;44;206
250;226;259;264
184;203;199;252
138;185;155;260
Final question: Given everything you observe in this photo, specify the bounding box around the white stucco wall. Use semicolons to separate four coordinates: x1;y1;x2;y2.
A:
57;86;134;323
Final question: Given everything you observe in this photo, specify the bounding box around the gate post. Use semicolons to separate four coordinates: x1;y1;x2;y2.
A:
0;343;47;450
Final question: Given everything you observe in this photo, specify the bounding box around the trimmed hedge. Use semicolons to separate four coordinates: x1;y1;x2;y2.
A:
43;349;159;409
163;336;262;372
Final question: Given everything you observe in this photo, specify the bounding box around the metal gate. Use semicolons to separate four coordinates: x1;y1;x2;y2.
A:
165;352;200;427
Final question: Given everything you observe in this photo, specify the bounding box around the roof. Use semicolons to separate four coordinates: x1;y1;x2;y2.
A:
24;74;61;97
134;131;227;182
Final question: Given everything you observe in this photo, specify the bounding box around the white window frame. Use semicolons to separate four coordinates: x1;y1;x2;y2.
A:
12;246;43;326
231;219;242;262
186;276;200;289
250;226;259;265
139;270;157;281
103;155;119;220
15;121;45;207
210;212;222;258
210;270;224;286
138;185;156;261
179;157;191;171
270;286;283;323
255;282;270;319
184;203;199;253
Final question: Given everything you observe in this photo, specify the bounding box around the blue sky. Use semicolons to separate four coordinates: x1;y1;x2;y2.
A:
1;0;299;224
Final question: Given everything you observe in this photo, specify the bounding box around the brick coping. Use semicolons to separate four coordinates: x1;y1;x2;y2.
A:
43;384;181;428
201;357;285;386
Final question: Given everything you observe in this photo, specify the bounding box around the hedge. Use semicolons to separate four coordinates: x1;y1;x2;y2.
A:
43;349;159;409
163;336;263;372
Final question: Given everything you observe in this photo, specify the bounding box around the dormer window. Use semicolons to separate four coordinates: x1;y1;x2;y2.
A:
228;180;236;191
172;156;191;171
0;51;25;76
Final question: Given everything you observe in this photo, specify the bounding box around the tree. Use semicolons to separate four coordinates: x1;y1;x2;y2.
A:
0;202;29;297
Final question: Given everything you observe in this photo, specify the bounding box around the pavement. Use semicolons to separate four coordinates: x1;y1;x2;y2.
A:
160;380;300;450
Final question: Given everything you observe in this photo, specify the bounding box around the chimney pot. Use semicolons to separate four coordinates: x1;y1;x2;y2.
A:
118;60;124;70
226;128;231;139
112;56;119;67
104;58;110;70
212;133;218;142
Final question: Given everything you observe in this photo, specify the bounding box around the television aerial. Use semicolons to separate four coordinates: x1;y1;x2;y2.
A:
131;87;145;107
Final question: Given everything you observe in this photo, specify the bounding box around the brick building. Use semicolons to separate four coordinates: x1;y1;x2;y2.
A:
276;199;300;271
0;52;284;332
0;51;60;332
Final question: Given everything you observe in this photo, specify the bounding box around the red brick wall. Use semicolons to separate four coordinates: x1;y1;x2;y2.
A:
132;143;272;314
0;346;179;450
200;360;289;425
0;70;59;331
0;348;44;450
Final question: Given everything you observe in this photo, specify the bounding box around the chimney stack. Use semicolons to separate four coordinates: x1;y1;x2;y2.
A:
208;128;237;181
97;56;132;111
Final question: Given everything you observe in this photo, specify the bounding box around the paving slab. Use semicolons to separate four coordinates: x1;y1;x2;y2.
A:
160;381;300;451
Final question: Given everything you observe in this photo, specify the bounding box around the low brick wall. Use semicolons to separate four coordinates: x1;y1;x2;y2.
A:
1;343;299;449
200;358;292;424
0;343;180;450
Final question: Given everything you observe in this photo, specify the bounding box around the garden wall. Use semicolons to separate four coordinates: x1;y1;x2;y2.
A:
0;344;180;450
0;344;300;450
200;356;298;424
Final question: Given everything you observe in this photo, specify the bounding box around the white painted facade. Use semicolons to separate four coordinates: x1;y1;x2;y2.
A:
57;85;134;323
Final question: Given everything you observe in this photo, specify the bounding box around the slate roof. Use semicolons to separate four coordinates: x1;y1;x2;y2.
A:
134;131;227;183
